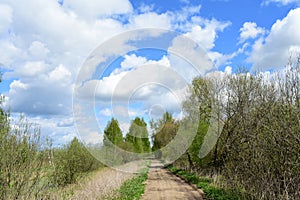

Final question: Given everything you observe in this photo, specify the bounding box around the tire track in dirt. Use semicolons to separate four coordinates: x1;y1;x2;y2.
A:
141;160;203;200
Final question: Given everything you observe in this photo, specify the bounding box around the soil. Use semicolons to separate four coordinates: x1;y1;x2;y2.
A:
141;160;204;200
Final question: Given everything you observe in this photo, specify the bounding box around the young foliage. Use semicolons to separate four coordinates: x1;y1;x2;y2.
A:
52;137;101;186
103;118;123;147
125;117;151;153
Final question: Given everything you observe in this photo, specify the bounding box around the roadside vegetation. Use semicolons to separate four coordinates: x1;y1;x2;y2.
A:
0;75;101;199
152;55;300;199
1;55;299;199
0;72;151;199
168;165;245;200
110;168;148;200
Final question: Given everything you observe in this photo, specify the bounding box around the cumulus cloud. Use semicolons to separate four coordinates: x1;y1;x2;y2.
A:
184;18;231;50
130;12;172;29
5;64;72;115
248;8;300;69
239;22;266;43
0;4;13;34
77;54;172;101
168;35;213;75
0;0;231;144
99;108;113;117
62;0;132;20
28;41;50;60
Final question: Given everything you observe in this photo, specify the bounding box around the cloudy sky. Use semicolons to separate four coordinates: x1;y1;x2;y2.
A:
0;0;300;145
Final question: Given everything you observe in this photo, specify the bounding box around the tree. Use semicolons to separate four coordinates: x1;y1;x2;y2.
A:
151;112;178;157
125;117;150;153
103;118;123;147
52;137;100;186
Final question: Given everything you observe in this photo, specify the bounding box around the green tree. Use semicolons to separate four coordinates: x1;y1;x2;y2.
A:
125;117;150;153
52;137;100;186
103;118;123;147
151;112;178;159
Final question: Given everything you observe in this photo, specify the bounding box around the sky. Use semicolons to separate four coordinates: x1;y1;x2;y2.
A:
0;0;300;146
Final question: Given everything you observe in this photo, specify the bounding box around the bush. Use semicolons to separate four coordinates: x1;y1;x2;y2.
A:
52;137;101;186
0;115;52;199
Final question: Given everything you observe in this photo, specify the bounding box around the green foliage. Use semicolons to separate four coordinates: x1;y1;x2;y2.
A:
0;114;52;199
168;165;245;200
0;76;52;199
125;117;150;153
104;118;123;147
175;56;300;199
151;112;178;154
0;75;101;197
52;137;101;186
112;169;148;200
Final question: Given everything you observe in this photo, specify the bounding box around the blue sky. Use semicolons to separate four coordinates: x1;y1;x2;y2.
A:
0;0;300;145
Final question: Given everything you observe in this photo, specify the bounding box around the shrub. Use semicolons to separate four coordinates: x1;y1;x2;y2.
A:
52;137;101;186
0;115;52;199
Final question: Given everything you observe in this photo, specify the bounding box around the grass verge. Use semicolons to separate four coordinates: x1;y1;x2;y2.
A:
110;161;150;200
167;165;246;200
45;167;105;199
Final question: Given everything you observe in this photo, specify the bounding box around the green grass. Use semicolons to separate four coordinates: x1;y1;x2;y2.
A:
117;172;148;200
167;165;245;200
111;167;149;200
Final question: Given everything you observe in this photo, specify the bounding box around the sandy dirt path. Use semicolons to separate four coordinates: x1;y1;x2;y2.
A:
141;160;203;200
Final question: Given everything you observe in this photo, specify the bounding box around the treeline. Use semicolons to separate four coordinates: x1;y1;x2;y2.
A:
151;56;300;199
100;117;151;164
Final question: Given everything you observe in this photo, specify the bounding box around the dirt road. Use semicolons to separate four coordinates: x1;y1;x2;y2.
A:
141;160;203;200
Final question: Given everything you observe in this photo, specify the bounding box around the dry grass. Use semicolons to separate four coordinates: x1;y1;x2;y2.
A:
68;160;148;200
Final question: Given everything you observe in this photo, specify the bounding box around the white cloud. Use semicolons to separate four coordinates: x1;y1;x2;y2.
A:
184;18;230;50
10;80;28;90
168;35;213;75
62;0;132;20
99;108;113;117
239;22;266;43
0;41;23;66
205;66;233;80
5;63;73;115
119;122;130;134
5;61;48;78
262;0;300;6
78;54;172;101
112;106;141;118
0;0;230;145
48;64;72;84
248;8;300;69
208;43;249;67
130;12;172;29
28;41;50;60
57;118;74;127
117;54;170;73
173;6;201;22
177;16;231;68
0;4;12;34
138;3;155;13
119;54;148;71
